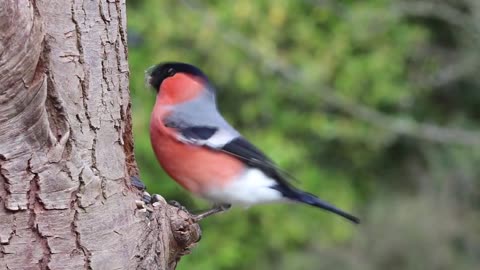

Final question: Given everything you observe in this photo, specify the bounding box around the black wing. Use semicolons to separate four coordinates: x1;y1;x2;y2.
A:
221;137;272;167
220;137;295;187
179;126;218;140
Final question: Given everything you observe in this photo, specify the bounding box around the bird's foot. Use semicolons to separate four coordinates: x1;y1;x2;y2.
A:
191;204;231;222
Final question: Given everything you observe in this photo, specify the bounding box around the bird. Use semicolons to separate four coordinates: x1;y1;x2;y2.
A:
145;62;359;224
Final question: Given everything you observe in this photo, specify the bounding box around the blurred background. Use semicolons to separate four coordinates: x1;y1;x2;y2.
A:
127;0;480;269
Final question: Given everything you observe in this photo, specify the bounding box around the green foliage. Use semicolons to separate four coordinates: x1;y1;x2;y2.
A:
127;0;480;269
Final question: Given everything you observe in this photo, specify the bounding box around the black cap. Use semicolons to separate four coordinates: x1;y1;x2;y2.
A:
146;62;209;91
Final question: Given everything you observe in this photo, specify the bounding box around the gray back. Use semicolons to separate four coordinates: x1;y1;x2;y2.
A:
164;89;240;137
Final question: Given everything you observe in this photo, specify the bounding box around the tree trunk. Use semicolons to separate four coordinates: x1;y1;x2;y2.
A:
0;1;200;269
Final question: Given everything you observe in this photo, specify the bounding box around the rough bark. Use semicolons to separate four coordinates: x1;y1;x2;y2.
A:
0;1;200;269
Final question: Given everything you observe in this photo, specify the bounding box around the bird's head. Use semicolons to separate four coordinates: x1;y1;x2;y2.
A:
146;62;213;104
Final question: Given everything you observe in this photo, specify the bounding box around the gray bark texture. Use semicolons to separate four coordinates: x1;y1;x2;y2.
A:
0;1;201;269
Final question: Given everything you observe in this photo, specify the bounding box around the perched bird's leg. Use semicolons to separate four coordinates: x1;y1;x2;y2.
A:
191;204;231;222
168;201;230;221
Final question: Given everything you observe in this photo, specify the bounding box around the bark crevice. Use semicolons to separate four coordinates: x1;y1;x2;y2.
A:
27;159;51;269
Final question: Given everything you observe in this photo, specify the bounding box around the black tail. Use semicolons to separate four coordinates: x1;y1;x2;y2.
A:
276;185;360;224
297;191;360;223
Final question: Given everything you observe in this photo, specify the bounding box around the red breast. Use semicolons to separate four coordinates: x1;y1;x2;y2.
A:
156;73;205;105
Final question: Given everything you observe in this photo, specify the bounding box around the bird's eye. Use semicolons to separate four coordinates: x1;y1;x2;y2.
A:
167;68;176;77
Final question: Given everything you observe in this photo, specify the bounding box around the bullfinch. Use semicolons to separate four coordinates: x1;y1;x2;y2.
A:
145;62;359;224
